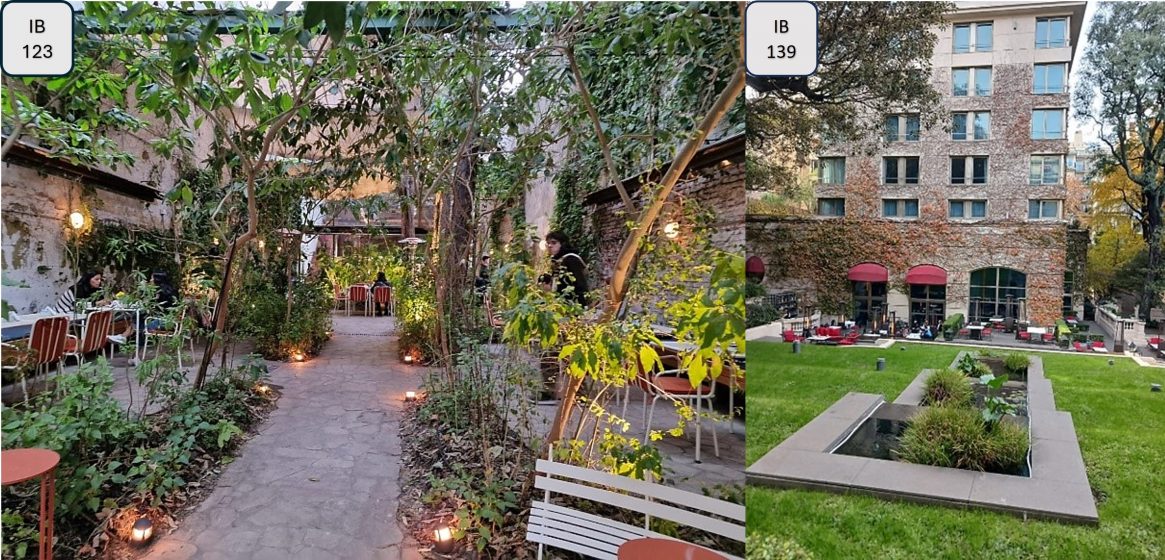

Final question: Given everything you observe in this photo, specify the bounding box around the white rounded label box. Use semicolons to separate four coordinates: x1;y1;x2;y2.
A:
2;1;75;77
745;1;818;77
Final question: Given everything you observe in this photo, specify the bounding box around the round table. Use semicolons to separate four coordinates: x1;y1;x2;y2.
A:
616;538;727;560
2;448;60;560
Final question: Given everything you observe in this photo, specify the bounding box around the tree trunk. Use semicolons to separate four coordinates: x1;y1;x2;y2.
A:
401;172;416;238
1140;188;1164;320
545;66;745;444
435;145;477;377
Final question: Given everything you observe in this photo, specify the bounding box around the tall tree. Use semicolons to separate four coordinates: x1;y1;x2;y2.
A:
1075;2;1165;320
747;1;950;199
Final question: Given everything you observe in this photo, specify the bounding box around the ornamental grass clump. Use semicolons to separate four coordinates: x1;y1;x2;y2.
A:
897;406;1029;473
921;368;973;408
1004;352;1030;375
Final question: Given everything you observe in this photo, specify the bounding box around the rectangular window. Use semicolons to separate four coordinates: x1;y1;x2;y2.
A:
819;157;846;184
953;68;969;96
883;114;920;142
950;200;987;219
953;67;992;97
975;22;993;52
1030;155;1064;185
950;157;988;184
883;199;920;218
818;198;846;217
884;157;920;184
1036;17;1069;49
975;67;992;96
954;22;993;53
1032;109;1067;139
1034;63;1067;94
952;112;990;140
1028;199;1062;219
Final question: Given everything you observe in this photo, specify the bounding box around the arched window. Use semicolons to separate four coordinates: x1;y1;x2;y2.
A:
968;267;1027;322
849;263;888;330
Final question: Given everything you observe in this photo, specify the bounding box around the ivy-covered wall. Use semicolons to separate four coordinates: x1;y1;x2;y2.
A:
747;216;1073;325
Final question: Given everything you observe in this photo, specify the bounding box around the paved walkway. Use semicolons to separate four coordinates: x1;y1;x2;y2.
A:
141;314;423;560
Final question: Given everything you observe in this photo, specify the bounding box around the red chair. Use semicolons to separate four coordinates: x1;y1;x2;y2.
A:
637;357;719;463
2;316;69;400
1073;341;1086;352
982;327;993;340
782;330;804;343
827;326;843;337
372;286;393;316
1091;340;1106;351
836;331;860;346
1042;333;1055;344
1018;331;1031;341
346;285;369;316
958;327;970;337
64;310;113;363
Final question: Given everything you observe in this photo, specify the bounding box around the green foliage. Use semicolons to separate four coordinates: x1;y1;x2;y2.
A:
549;162;595;265
1004;353;1030;374
955;353;977;375
234;274;333;360
597;430;663;481
76;221;179;284
942;313;965;339
746;534;814;560
921;368;972;408
897;406;1028;473
746;303;783;328
978;373;1018;427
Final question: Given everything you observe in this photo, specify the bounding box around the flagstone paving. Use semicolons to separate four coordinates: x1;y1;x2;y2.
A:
140;314;423;560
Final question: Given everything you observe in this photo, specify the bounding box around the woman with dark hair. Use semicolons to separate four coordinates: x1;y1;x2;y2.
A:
542;230;589;307
371;271;392;316
55;271;107;314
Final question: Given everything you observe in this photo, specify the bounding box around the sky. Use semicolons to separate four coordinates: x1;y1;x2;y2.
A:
1069;0;1100;144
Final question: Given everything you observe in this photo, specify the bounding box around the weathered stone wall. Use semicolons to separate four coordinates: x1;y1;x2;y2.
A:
1;165;172;313
589;160;745;285
747;217;1070;325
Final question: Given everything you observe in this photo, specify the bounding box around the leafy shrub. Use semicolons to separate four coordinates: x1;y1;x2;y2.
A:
941;313;965;338
921;368;973;408
897;406;1029;473
744;280;767;299
746;303;782;328
235;276;333;360
1004;353;1029;374
747;534;814;560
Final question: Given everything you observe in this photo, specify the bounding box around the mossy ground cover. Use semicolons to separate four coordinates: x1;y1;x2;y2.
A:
747;342;1165;559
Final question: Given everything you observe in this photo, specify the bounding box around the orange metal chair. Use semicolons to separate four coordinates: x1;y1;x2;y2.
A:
2;316;69;401
63;310;114;363
637;356;719;463
346;285;369;316
372;285;393;316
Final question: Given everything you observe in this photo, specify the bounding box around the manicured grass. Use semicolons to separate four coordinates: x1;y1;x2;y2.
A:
747;342;1165;559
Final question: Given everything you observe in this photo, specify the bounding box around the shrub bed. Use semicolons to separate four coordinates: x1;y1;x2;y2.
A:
897;406;1029;474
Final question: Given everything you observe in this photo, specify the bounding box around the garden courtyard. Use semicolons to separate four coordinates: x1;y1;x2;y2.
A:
1;2;745;559
746;340;1164;559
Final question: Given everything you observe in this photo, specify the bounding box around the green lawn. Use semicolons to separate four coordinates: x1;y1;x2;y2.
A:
747;342;1165;559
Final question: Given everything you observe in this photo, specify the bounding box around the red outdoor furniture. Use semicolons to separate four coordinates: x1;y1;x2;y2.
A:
1091;340;1106;350
346;285;369;316
1018;331;1031;341
1042;333;1055;343
958;327;970;337
836;331;860;346
826;326;843;337
372;285;393;316
64;309;113;363
782;330;803;343
1073;341;1086;352
1;448;60;560
981;327;993;340
636;359;719;463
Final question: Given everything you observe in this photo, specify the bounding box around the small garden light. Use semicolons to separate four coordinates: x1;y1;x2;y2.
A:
403;354;414;364
257;384;270;394
433;526;454;553
663;221;680;239
292;351;305;362
405;391;417;401
131;517;153;544
69;211;85;230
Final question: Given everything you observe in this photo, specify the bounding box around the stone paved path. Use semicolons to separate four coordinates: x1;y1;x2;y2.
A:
141;314;423;560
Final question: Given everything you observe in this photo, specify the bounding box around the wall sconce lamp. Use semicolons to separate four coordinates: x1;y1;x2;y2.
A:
69;211;85;230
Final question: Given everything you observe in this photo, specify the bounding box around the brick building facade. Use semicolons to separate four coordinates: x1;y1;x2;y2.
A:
586;134;745;287
747;1;1088;328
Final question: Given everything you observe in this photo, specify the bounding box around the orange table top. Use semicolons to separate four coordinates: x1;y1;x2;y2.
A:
1;448;60;485
617;538;727;560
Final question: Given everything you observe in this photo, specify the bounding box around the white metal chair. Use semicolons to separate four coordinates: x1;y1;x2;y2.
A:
141;306;194;368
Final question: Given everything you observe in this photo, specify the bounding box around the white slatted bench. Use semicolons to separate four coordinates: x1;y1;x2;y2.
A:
526;456;745;560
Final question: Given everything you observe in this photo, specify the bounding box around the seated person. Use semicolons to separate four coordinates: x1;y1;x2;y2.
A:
371;272;392;316
55;271;108;314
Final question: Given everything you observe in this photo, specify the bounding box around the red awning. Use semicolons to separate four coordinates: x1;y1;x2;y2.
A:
847;262;888;283
906;264;948;285
746;256;765;276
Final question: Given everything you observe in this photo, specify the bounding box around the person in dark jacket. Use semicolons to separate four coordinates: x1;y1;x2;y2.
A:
55;271;107;314
371;272;392;316
542;231;589;307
